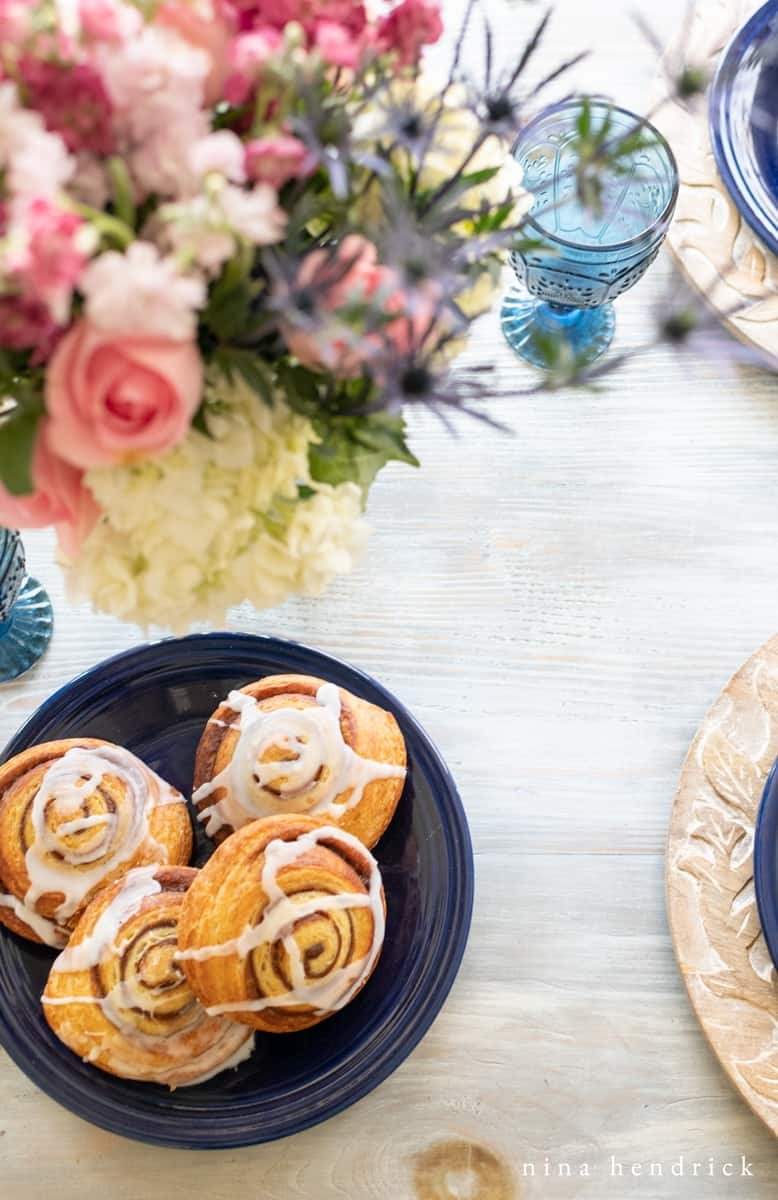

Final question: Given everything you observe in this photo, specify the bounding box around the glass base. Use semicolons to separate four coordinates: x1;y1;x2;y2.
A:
0;576;53;682
501;287;615;370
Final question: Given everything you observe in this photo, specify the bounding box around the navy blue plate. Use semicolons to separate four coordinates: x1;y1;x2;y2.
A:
754;757;778;967
0;633;473;1149
710;1;778;256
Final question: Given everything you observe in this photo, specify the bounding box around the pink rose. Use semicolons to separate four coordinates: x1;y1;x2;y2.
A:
45;320;203;468
244;135;314;188
156;1;236;106
0;424;100;557
282;235;437;376
376;0;442;66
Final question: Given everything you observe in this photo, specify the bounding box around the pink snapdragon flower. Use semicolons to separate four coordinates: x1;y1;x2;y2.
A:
78;0;126;41
190;130;246;182
18;57;115;155
0;295;61;362
314;19;364;67
80;242;205;339
283;234;437;376
224;27;283;105
46;320;203;468
0;425;100;557
246;0;366;35
244;134;313;188
376;0;442;66
8;199;93;324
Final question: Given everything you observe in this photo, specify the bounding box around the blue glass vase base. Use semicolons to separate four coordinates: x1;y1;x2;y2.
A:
501;287;615;370
0;576;53;682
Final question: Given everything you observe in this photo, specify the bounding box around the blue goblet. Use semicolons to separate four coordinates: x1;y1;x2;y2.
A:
0;529;53;682
501;99;679;369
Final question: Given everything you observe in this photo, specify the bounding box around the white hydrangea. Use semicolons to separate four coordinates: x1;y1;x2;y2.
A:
67;375;367;629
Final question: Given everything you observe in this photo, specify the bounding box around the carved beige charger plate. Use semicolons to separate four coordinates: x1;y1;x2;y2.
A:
667;636;778;1134
654;0;778;362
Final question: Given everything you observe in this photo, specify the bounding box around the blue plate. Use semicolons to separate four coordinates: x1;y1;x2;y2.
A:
754;757;778;966
709;0;778;256
0;633;473;1149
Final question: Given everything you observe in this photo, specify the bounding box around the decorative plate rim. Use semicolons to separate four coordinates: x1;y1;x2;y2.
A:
708;0;778;256
0;632;474;1149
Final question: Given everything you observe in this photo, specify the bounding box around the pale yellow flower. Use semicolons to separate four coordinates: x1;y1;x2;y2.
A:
67;375;367;630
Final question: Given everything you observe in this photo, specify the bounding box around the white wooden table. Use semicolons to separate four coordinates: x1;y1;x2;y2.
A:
5;1;778;1195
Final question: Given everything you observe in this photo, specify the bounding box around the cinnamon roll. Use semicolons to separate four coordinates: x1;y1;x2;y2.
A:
193;674;406;849
42;866;255;1086
0;739;192;946
177;814;386;1033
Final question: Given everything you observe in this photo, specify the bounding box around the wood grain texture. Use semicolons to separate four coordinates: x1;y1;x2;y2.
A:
4;0;778;1196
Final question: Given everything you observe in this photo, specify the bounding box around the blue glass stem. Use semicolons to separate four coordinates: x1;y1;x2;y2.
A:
501;286;616;370
0;576;53;682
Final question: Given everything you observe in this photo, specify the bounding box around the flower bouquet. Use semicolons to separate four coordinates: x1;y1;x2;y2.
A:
0;0;530;628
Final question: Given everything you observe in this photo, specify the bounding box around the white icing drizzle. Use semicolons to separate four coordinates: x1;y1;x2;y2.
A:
0;892;68;947
195;684;405;836
43;866;255;1088
179;825;385;1017
52;865;161;973
22;745;184;922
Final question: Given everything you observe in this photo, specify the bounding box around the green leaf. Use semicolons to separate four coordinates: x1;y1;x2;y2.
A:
191;403;212;437
215;347;275;404
414;166;501;213
205;280;252;341
276;362;322;415
232;352;276;405
212;100;251;130
458;166;501;189
203;248;260;341
0;401;43;496
308;412;419;497
576;98;591;138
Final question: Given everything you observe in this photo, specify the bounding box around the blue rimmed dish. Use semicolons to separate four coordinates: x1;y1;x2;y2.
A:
709;0;778;256
0;633;473;1148
754;757;778;967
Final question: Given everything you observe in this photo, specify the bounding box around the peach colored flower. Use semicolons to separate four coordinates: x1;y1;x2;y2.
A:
46;320;203;468
0;424;100;556
155;1;235;106
283;235;437;376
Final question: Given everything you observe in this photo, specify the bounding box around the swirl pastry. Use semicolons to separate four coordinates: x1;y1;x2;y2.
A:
42;865;255;1086
177;814;386;1033
0;739;192;947
193;674;406;849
